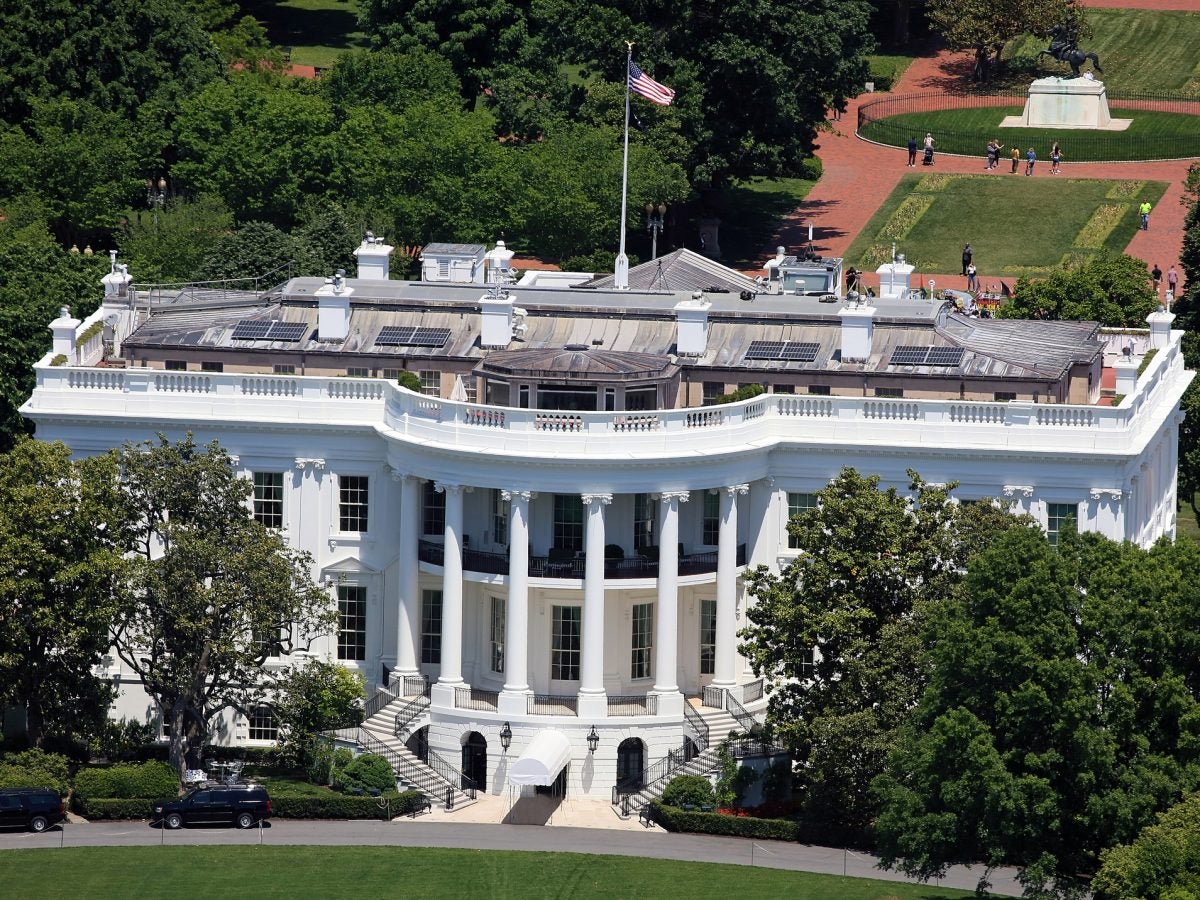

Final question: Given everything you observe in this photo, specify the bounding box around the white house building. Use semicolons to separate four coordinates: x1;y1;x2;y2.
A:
21;242;1192;808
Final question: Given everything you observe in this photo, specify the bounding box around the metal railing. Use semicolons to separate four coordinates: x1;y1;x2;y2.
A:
726;736;788;759
527;694;578;716
701;685;726;709
354;727;474;807
857;88;1200;162
607;695;658;716
363;681;399;719
426;746;478;799
393;694;431;738
741;678;765;704
454;686;499;711
683;703;710;753
724;692;759;734
396;674;430;698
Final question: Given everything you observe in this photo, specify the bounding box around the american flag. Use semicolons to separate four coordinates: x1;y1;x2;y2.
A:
628;59;675;106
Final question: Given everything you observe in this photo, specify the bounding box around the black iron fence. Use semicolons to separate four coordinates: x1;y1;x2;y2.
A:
858;89;1200;162
454;686;499;711
527;693;578;716
607;694;658;716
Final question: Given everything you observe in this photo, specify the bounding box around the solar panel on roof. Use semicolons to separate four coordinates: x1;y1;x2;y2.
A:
890;345;931;366
926;346;965;367
268;322;309;342
231;320;273;341
376;326;451;348
745;340;785;360
779;342;821;362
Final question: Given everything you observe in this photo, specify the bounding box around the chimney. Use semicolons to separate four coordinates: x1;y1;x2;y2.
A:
485;240;516;284
101;250;132;301
317;269;352;342
1146;307;1175;350
353;231;395;280
876;255;915;300
838;299;876;362
50;306;81;364
674;294;711;356
480;287;516;348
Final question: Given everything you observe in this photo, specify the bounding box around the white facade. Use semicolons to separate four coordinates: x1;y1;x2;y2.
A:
20;271;1192;800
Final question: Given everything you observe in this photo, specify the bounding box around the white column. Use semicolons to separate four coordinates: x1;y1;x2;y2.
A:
394;474;421;676
578;492;611;717
436;482;465;686
712;484;748;688
499;490;532;715
653;492;688;707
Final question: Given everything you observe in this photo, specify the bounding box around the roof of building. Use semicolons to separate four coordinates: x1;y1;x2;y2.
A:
421;242;486;256
579;249;762;294
477;347;677;381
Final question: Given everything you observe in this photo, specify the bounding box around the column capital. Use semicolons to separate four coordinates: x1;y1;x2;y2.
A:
657;491;690;504
582;493;613;507
434;481;473;496
1002;484;1034;498
1089;487;1124;501
384;463;416;482
294;457;326;471
500;489;536;503
724;483;750;497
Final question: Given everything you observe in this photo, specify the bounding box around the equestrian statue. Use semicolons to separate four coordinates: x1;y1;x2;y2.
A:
1039;16;1102;78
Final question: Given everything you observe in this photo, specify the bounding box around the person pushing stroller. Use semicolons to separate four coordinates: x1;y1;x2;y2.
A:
922;133;935;165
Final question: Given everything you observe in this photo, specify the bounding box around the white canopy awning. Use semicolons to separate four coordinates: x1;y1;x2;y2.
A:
507;729;572;786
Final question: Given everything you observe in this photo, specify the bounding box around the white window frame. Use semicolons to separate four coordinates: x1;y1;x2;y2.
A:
490;596;505;675
786;492;819;549
252;471;285;530
247;706;278;742
338;474;370;533
337;585;367;662
631;602;653;680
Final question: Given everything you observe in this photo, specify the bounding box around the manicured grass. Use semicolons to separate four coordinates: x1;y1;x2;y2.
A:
867;54;917;91
243;0;368;69
843;173;1168;277
1177;496;1200;544
716;177;819;268
2;846;975;899
1007;9;1200;94
860;106;1200;162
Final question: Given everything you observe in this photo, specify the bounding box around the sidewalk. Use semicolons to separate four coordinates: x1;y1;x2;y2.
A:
405;792;657;831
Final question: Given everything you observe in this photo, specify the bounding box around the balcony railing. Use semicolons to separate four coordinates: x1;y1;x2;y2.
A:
418;539;746;580
454;686;499;712
607;694;658;716
527;693;578;716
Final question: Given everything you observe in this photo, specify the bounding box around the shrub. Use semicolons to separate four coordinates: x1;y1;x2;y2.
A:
75;798;155;820
325;747;354;788
94;719;160;762
0;749;71;794
661;775;715;809
650;801;802;841
74;761;180;801
798;156;824;181
337;753;396;794
272;789;424;820
714;383;765;405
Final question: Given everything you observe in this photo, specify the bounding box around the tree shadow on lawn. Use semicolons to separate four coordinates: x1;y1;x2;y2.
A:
716;192;840;269
242;0;362;52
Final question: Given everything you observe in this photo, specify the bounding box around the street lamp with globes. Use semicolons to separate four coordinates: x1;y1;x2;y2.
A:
644;202;667;261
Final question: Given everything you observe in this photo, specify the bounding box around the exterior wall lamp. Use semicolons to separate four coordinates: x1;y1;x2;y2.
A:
586;726;599;753
499;722;512;752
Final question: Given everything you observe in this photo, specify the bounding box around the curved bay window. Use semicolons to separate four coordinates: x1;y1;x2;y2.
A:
475;348;679;412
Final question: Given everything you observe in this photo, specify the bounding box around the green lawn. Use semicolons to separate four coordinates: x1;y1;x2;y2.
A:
860;106;1200;162
843;173;1168;276
714;177;819;268
3;846;975;899
1178;495;1200;544
1007;9;1200;94
242;0;368;68
867;54;917;91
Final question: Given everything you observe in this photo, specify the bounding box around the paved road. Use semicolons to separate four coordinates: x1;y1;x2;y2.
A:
1;819;1022;896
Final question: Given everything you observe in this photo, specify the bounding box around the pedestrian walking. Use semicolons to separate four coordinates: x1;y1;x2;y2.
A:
967;263;978;292
923;133;935;166
1050;142;1062;174
1151;263;1163;293
1168;265;1178;294
907;136;918;167
961;244;973;276
1025;147;1036;176
1010;146;1020;174
1140;201;1152;230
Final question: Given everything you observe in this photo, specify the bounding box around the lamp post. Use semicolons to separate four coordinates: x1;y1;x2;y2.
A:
586;725;599;754
644;202;667;261
499;722;512;752
146;176;168;225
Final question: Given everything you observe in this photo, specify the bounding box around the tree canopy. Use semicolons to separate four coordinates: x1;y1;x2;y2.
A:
926;0;1079;81
1001;253;1161;327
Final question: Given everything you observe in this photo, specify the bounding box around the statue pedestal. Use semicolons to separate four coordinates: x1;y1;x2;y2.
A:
1000;78;1131;131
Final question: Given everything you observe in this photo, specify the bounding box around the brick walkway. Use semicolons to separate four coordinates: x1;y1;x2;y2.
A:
773;47;1197;295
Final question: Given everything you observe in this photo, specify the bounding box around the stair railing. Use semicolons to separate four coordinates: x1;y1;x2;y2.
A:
363;681;399;719
683;703;710;754
724;690;760;734
393;693;431;738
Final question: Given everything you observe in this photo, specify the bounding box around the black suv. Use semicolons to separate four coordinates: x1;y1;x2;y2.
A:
0;788;66;832
154;784;271;829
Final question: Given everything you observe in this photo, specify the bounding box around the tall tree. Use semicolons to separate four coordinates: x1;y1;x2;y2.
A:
0;438;125;748
740;468;1028;840
111;435;335;781
1092;791;1200;900
926;0;1077;82
874;530;1200;896
270;660;365;768
1001;253;1161;327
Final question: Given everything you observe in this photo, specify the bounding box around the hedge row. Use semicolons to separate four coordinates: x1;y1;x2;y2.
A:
272;790;426;820
649;801;803;842
74;761;178;801
78;798;155;820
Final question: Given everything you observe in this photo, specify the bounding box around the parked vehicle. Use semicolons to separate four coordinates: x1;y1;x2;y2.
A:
153;784;271;829
0;788;66;832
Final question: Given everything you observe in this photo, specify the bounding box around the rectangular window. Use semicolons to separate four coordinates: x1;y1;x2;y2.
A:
787;492;819;549
551;606;581;681
339;475;369;532
799;647;816;678
993;391;1017;402
702;382;724;406
465;379;478;403
165;360;186;371
251;624;282;657
874;387;904;398
700;599;716;676
273;364;295;375
773;384;795;394
490;596;505;675
423;481;445;536
554;494;584;552
1046;502;1077;547
807;384;831;396
631;603;653;680
633;493;655;552
252;472;284;529
382;369;402;381
703;491;720;546
337;585;367;661
421;589;442;664
346;367;369;378
492;490;509;546
201;361;223;373
248;706;278;742
419;370;440;396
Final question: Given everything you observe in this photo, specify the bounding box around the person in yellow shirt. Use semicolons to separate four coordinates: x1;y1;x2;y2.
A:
1010;145;1020;174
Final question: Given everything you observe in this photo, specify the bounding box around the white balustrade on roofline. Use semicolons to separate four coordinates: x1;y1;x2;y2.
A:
74;307;109;367
27;331;1187;459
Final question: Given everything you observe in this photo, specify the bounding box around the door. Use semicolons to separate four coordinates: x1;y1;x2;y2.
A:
461;732;487;791
0;794;23;827
186;789;220;824
616;738;646;793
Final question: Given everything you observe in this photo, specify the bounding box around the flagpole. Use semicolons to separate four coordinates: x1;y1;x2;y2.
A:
614;41;633;290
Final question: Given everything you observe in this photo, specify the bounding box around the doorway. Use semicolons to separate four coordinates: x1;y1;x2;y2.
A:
616;737;646;793
534;765;569;799
462;731;487;791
